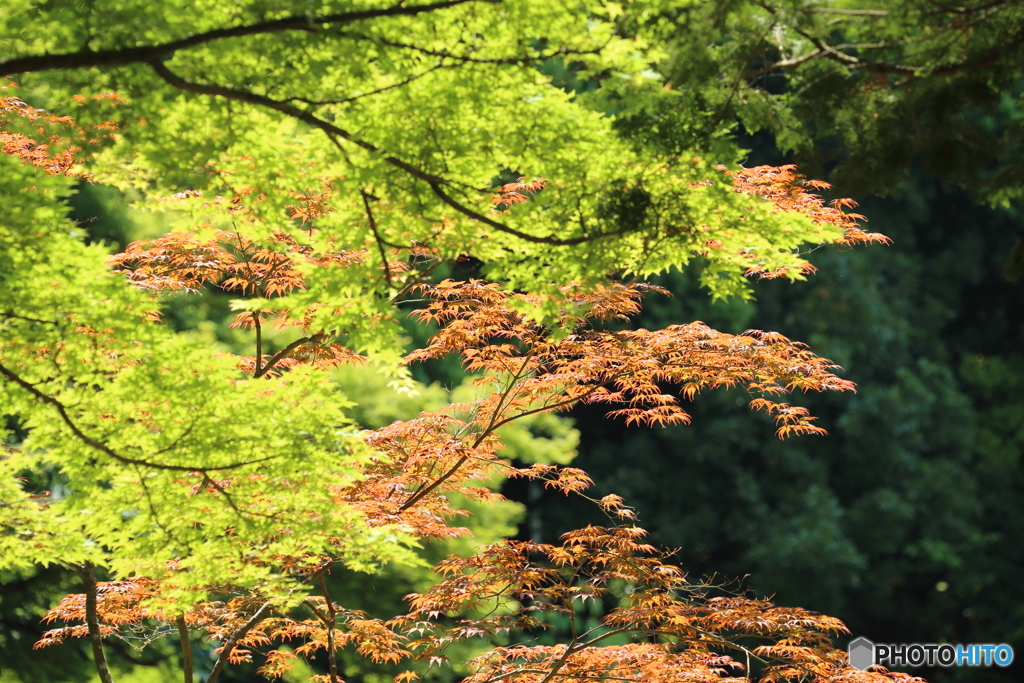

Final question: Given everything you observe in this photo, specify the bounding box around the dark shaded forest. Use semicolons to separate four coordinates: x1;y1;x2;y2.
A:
528;165;1024;683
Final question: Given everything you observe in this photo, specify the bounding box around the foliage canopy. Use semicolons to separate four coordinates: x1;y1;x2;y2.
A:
0;2;918;682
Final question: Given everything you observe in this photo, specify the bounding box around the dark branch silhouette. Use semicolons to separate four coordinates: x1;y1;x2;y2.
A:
0;0;490;75
252;332;326;379
70;563;115;683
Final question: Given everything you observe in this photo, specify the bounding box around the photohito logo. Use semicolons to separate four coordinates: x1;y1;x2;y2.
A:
848;637;1014;670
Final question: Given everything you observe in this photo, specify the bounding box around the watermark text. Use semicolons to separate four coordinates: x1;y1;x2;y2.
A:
848;637;1014;670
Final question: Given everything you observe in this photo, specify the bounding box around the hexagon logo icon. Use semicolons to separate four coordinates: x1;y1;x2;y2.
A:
848;637;875;671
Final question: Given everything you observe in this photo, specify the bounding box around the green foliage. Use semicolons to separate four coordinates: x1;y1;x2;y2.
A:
6;2;1004;682
621;0;1024;200
0;155;421;600
2;0;863;304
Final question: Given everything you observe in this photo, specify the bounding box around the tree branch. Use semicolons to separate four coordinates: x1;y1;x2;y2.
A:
205;600;273;683
340;32;603;65
0;362;282;472
71;562;115;683
388;256;445;305
398;350;546;512
284;65;448;106
0;311;59;325
435;379;622;509
252;332;326;379
362;189;394;287
804;7;889;16
176;614;194;683
755;0;1024;78
0;0;490;75
318;575;340;683
749;48;825;76
253;312;263;377
397;455;468;512
428;179;620;245
147;61;623;247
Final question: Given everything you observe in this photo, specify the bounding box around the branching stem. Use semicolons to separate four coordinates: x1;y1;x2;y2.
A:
319;575;340;683
146;61;625;247
0;363;275;472
205;600;273;683
253;312;263;376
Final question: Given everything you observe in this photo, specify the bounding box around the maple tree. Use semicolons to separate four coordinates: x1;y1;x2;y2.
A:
0;79;917;683
0;2;924;681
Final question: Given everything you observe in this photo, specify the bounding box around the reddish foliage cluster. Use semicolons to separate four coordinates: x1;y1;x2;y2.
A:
37;579;160;645
489;177;547;214
35;578;405;672
720;164;891;277
109;229;396;375
0;81;118;177
109;228;379;295
394;525;872;683
407;280;849;437
332;279;857;558
288;177;337;225
37;526;923;683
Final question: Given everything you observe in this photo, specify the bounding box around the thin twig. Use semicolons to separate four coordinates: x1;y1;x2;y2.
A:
804;7;888;16
339;33;603;65
398;349;538;512
253;332;326;378
284;65;447;106
389;258;445;305
0;362;281;472
253;312;263;376
148;61;626;247
361;189;394;287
